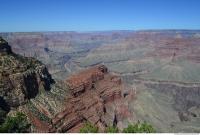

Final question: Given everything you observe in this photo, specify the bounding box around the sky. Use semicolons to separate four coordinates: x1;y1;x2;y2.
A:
0;0;200;32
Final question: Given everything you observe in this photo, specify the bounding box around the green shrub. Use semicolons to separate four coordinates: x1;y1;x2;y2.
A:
80;122;98;133
80;121;155;133
0;112;31;133
105;126;119;133
122;121;156;133
0;109;6;124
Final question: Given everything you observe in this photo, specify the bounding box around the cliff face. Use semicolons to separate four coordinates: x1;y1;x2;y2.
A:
0;37;54;110
1;31;200;133
0;37;12;54
24;65;134;133
5;65;54;107
49;65;133;132
0;37;134;133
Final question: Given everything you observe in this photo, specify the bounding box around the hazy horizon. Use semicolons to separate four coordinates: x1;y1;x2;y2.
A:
1;29;200;33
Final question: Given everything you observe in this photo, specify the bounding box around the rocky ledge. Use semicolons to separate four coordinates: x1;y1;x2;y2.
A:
0;37;135;133
0;37;54;110
24;65;134;133
49;65;134;132
0;37;12;54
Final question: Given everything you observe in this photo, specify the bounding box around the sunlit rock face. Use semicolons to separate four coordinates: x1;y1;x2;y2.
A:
49;65;133;133
17;65;133;133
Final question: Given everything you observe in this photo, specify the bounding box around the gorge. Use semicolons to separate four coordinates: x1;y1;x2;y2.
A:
0;30;200;132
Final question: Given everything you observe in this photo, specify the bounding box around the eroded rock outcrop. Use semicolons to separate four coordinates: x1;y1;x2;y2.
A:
23;65;134;133
0;37;12;54
0;37;134;132
21;65;133;133
0;37;54;109
49;65;134;132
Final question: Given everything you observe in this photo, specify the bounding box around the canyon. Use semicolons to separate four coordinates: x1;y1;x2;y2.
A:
0;39;134;132
0;30;200;132
23;64;134;133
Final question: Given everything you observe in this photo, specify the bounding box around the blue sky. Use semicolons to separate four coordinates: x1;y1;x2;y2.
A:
0;0;200;32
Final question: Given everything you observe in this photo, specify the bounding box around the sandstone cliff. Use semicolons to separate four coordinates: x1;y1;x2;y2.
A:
22;65;134;133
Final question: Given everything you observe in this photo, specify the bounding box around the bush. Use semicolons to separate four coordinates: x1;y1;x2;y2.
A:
0;109;6;124
80;121;155;133
122;121;156;133
80;122;98;133
0;112;31;133
105;126;119;133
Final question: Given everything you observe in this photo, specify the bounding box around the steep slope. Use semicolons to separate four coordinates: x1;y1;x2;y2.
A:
1;31;200;132
0;31;132;80
24;65;134;132
0;37;54;111
0;37;135;133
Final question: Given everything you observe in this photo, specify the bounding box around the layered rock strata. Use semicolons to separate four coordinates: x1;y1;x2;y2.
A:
50;65;126;132
25;65;134;133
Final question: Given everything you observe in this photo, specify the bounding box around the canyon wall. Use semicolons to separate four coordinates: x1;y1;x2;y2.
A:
0;37;54;110
24;65;134;133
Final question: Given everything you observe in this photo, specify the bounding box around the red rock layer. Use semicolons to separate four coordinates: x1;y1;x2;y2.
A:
66;65;107;97
50;65;128;132
25;65;134;133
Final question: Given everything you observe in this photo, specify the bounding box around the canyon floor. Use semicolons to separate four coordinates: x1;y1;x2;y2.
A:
1;30;200;132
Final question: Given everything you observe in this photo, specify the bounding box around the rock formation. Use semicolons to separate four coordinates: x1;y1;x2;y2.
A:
51;65;123;132
24;65;134;133
0;37;12;55
0;37;134;133
1;31;200;132
0;37;54;110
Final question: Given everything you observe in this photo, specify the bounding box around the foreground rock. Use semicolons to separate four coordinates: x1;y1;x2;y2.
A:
0;37;12;54
0;37;135;132
52;65;122;132
25;65;134;132
0;37;54;111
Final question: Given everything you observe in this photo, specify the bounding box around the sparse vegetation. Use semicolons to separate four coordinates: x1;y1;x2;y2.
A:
0;51;42;75
0;37;7;44
105;125;119;133
0;109;6;124
0;112;31;133
122;121;156;133
80;122;98;133
27;102;51;123
80;121;155;133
